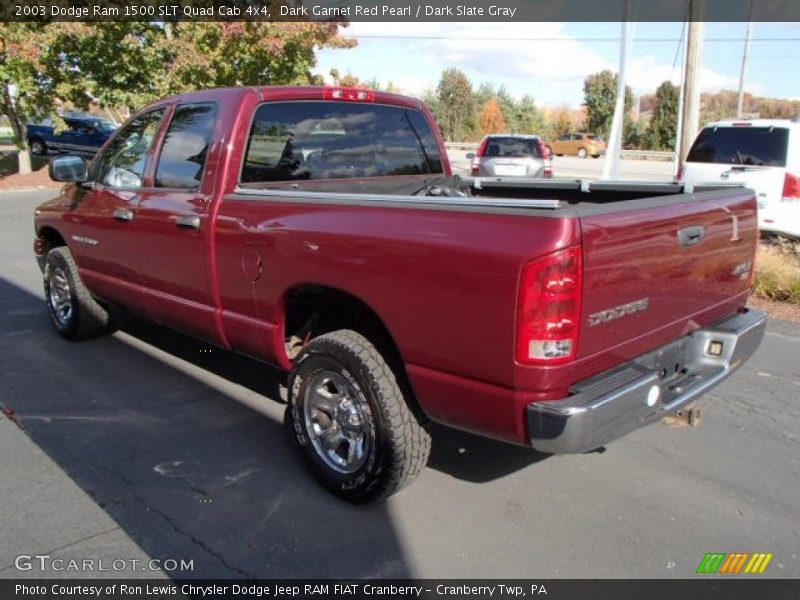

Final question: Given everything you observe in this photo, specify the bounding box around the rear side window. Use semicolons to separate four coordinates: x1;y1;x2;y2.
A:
484;137;542;158
687;126;789;167
155;103;217;188
241;101;443;182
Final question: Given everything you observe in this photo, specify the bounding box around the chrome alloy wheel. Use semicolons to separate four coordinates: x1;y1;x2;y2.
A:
47;265;73;327
303;371;372;474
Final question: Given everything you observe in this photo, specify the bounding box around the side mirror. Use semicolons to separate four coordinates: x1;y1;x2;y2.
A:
49;155;88;183
465;152;475;160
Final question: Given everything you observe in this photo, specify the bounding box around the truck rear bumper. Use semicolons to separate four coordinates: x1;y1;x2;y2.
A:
527;308;766;454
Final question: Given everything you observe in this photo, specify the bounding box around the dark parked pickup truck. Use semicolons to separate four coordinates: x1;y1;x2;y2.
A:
33;86;766;502
27;114;118;156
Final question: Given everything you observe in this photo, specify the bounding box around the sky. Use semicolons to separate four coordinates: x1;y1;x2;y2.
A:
314;22;800;108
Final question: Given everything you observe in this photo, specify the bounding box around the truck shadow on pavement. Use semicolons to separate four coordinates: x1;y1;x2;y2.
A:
0;276;547;579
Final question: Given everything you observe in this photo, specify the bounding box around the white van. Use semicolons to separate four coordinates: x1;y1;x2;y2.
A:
679;119;800;239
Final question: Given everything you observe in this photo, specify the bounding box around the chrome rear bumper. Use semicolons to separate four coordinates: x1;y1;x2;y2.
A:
527;309;767;454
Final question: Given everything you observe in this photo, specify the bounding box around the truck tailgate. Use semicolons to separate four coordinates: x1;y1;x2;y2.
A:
576;189;757;374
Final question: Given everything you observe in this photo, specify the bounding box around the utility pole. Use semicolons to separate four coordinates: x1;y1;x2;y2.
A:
736;19;753;118
678;1;704;162
673;25;687;177
602;0;636;180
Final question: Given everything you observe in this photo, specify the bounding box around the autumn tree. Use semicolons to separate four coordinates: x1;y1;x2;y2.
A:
1;22;354;173
435;68;475;141
552;108;573;137
0;24;58;174
479;99;507;135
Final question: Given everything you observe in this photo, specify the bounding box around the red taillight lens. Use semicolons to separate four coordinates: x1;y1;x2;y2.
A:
675;164;683;183
516;246;582;365
475;138;489;158
782;172;800;201
471;138;489;176
324;87;375;102
543;166;553;178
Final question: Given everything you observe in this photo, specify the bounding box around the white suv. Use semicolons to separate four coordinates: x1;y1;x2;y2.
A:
679;119;800;239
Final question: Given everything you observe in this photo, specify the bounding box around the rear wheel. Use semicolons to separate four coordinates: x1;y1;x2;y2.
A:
29;138;47;156
43;247;113;340
577;147;588;159
289;330;431;503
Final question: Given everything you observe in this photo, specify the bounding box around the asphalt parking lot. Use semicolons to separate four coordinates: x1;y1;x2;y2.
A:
1;189;798;579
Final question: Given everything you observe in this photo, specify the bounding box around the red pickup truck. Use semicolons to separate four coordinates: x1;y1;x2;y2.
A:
33;86;766;502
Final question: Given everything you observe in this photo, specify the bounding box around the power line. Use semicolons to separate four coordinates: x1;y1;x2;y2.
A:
343;35;800;42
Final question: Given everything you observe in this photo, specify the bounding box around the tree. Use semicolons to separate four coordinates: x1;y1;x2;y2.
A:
516;94;547;136
435;68;475;142
495;86;519;132
479;99;507;135
0;24;59;174
646;80;679;150
551;108;573;137
1;22;355;174
583;70;632;139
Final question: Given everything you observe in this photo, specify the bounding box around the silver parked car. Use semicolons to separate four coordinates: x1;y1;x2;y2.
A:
468;134;552;178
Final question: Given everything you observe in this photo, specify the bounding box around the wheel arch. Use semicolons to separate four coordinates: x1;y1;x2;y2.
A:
37;226;68;251
281;283;427;420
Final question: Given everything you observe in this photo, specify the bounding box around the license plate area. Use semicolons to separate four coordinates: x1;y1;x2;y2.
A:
494;165;526;176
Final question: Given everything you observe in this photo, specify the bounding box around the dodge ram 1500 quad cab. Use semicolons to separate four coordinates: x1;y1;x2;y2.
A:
34;86;765;502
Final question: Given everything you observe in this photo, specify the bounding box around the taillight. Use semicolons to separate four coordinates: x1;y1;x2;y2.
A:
675;164;683;182
516;246;582;365
543;166;553;178
471;137;490;176
324;87;375;102
782;172;800;201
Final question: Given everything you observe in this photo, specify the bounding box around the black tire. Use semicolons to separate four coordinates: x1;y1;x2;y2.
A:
289;330;431;503
43;246;113;340
29;138;47;156
556;153;563;157
592;154;600;159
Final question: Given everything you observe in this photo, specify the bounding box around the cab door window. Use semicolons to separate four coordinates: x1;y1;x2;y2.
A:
154;103;217;189
95;109;165;189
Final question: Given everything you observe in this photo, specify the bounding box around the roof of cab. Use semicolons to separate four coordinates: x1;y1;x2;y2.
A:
147;85;423;110
705;118;800;129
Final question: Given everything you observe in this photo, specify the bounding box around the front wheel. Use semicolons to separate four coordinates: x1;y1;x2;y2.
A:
43;247;114;340
29;138;47;156
577;147;588;159
289;330;431;503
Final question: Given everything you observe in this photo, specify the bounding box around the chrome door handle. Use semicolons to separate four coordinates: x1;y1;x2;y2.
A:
677;225;705;247
112;209;134;222
174;215;201;230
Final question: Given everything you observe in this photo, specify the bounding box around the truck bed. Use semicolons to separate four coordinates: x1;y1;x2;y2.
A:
221;180;757;443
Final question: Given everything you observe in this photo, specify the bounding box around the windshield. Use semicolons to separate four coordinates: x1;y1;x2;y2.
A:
687;126;789;167
91;119;118;133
